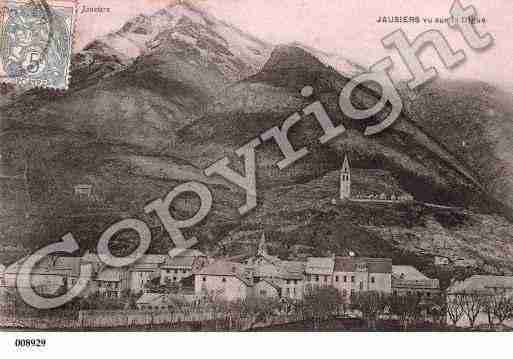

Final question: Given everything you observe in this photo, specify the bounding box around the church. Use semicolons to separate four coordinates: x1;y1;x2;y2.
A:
337;155;414;203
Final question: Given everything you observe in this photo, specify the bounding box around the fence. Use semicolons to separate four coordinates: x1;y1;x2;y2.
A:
0;308;304;330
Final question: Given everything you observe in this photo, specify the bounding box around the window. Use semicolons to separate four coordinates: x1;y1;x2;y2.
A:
315;275;319;282
173;277;177;281
370;276;375;284
342;289;347;296
286;280;290;285
222;278;227;283
182;270;187;274
343;276;347;282
175;269;179;274
286;288;290;296
202;276;206;282
306;275;311;281
427;292;431;297
335;276;339;282
260;290;267;297
351;276;355;283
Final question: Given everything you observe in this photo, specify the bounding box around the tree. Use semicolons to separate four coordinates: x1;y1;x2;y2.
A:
425;294;447;326
350;291;389;329
301;286;344;330
446;294;464;327
230;296;282;329
200;289;230;330
492;292;513;326
460;291;486;328
389;293;422;330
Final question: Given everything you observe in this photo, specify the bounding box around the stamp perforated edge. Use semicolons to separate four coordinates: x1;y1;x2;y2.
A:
0;0;79;91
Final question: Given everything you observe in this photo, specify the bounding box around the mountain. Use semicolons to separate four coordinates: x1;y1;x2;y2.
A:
2;3;513;283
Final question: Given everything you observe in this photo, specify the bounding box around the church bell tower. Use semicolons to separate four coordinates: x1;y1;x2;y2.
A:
340;155;351;200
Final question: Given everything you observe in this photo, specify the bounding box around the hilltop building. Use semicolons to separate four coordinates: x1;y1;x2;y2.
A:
340;155;351;200
336;155;414;203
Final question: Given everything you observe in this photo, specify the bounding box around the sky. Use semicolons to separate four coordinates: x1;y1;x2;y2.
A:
75;0;513;87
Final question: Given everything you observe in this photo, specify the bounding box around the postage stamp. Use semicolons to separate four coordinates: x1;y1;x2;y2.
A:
0;0;77;90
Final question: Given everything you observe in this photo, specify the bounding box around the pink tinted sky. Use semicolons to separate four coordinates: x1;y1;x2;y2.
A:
76;0;513;86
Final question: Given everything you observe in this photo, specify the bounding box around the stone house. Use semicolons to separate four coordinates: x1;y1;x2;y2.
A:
333;257;392;300
194;261;252;301
305;257;334;289
160;249;208;285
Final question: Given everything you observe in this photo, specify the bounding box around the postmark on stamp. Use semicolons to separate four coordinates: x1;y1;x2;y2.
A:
0;0;76;90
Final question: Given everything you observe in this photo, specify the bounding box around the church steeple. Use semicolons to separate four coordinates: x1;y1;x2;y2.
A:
257;233;267;256
340;155;351;200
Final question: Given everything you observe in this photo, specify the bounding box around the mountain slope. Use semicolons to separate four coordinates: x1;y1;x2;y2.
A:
1;3;513;282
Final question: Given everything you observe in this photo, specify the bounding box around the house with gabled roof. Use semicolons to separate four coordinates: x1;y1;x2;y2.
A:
305;257;335;288
95;267;129;298
129;254;167;293
194;260;252;301
246;234;305;299
333;256;392;300
160;248;208;285
4;255;70;295
392;265;440;297
447;275;513;295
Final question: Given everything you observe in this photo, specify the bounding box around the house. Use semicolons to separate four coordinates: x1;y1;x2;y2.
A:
0;264;5;287
446;275;513;327
50;256;82;290
129;254;166;293
95;267;129;298
160;248;208;285
305;257;334;288
246;234;305;300
392;265;440;297
3;256;66;295
194;261;252;301
333;257;392;300
136;293;168;310
447;275;513;295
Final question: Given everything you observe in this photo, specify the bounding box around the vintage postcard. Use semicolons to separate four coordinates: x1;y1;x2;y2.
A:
1;0;513;346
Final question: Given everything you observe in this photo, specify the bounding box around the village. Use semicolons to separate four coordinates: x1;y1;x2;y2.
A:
0;157;513;330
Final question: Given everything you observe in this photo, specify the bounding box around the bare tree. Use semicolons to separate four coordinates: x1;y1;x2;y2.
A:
482;294;495;329
446;294;465;327
492;292;513;326
389;293;421;330
460;291;486;328
302;285;344;330
350;291;389;329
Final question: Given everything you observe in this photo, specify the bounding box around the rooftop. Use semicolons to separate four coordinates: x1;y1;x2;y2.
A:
448;275;513;294
96;267;126;282
195;260;252;285
334;257;392;273
392;265;429;280
306;257;335;275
